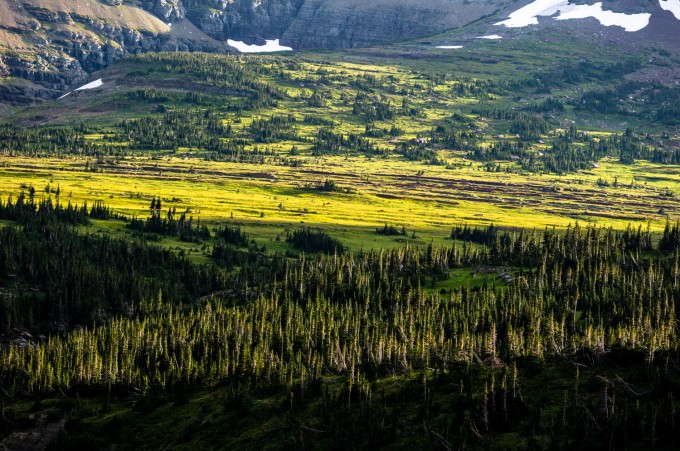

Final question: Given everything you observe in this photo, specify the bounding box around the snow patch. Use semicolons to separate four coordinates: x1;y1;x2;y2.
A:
75;79;104;91
556;3;651;31
659;0;680;20
477;35;503;39
436;45;464;49
57;78;103;100
227;39;293;53
496;0;651;32
496;0;565;28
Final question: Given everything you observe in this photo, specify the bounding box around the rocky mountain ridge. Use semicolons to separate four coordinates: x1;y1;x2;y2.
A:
0;0;677;105
0;0;512;103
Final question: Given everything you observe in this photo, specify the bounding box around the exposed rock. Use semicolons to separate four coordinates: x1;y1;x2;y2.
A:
145;0;186;22
284;0;505;49
187;0;305;43
184;0;508;48
22;5;73;24
3;51;85;92
0;0;515;106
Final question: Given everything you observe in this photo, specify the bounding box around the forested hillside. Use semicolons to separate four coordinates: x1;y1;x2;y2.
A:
0;194;679;449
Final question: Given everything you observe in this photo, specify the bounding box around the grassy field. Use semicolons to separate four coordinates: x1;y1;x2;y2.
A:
0;153;677;252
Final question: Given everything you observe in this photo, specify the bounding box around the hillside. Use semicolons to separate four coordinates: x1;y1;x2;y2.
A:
0;0;511;104
2;0;679;106
0;0;234;103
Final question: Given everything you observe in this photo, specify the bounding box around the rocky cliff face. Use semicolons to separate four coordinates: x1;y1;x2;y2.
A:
185;0;306;43
184;0;505;47
0;56;9;78
1;0;676;106
282;0;503;49
146;0;186;22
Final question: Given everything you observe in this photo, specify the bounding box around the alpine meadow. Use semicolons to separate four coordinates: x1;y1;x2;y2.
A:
0;0;680;449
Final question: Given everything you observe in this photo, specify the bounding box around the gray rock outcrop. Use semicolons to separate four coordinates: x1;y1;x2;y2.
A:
183;0;505;47
187;0;306;43
282;0;503;49
146;0;187;22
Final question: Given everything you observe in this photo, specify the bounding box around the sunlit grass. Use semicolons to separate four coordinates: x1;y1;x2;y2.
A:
0;153;677;253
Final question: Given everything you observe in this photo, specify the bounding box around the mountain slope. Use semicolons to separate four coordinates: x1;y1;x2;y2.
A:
0;0;679;105
488;0;680;43
0;0;512;103
281;0;505;49
0;0;228;103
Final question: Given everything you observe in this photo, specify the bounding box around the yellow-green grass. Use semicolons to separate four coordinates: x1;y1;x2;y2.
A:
0;153;677;252
1;44;675;243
